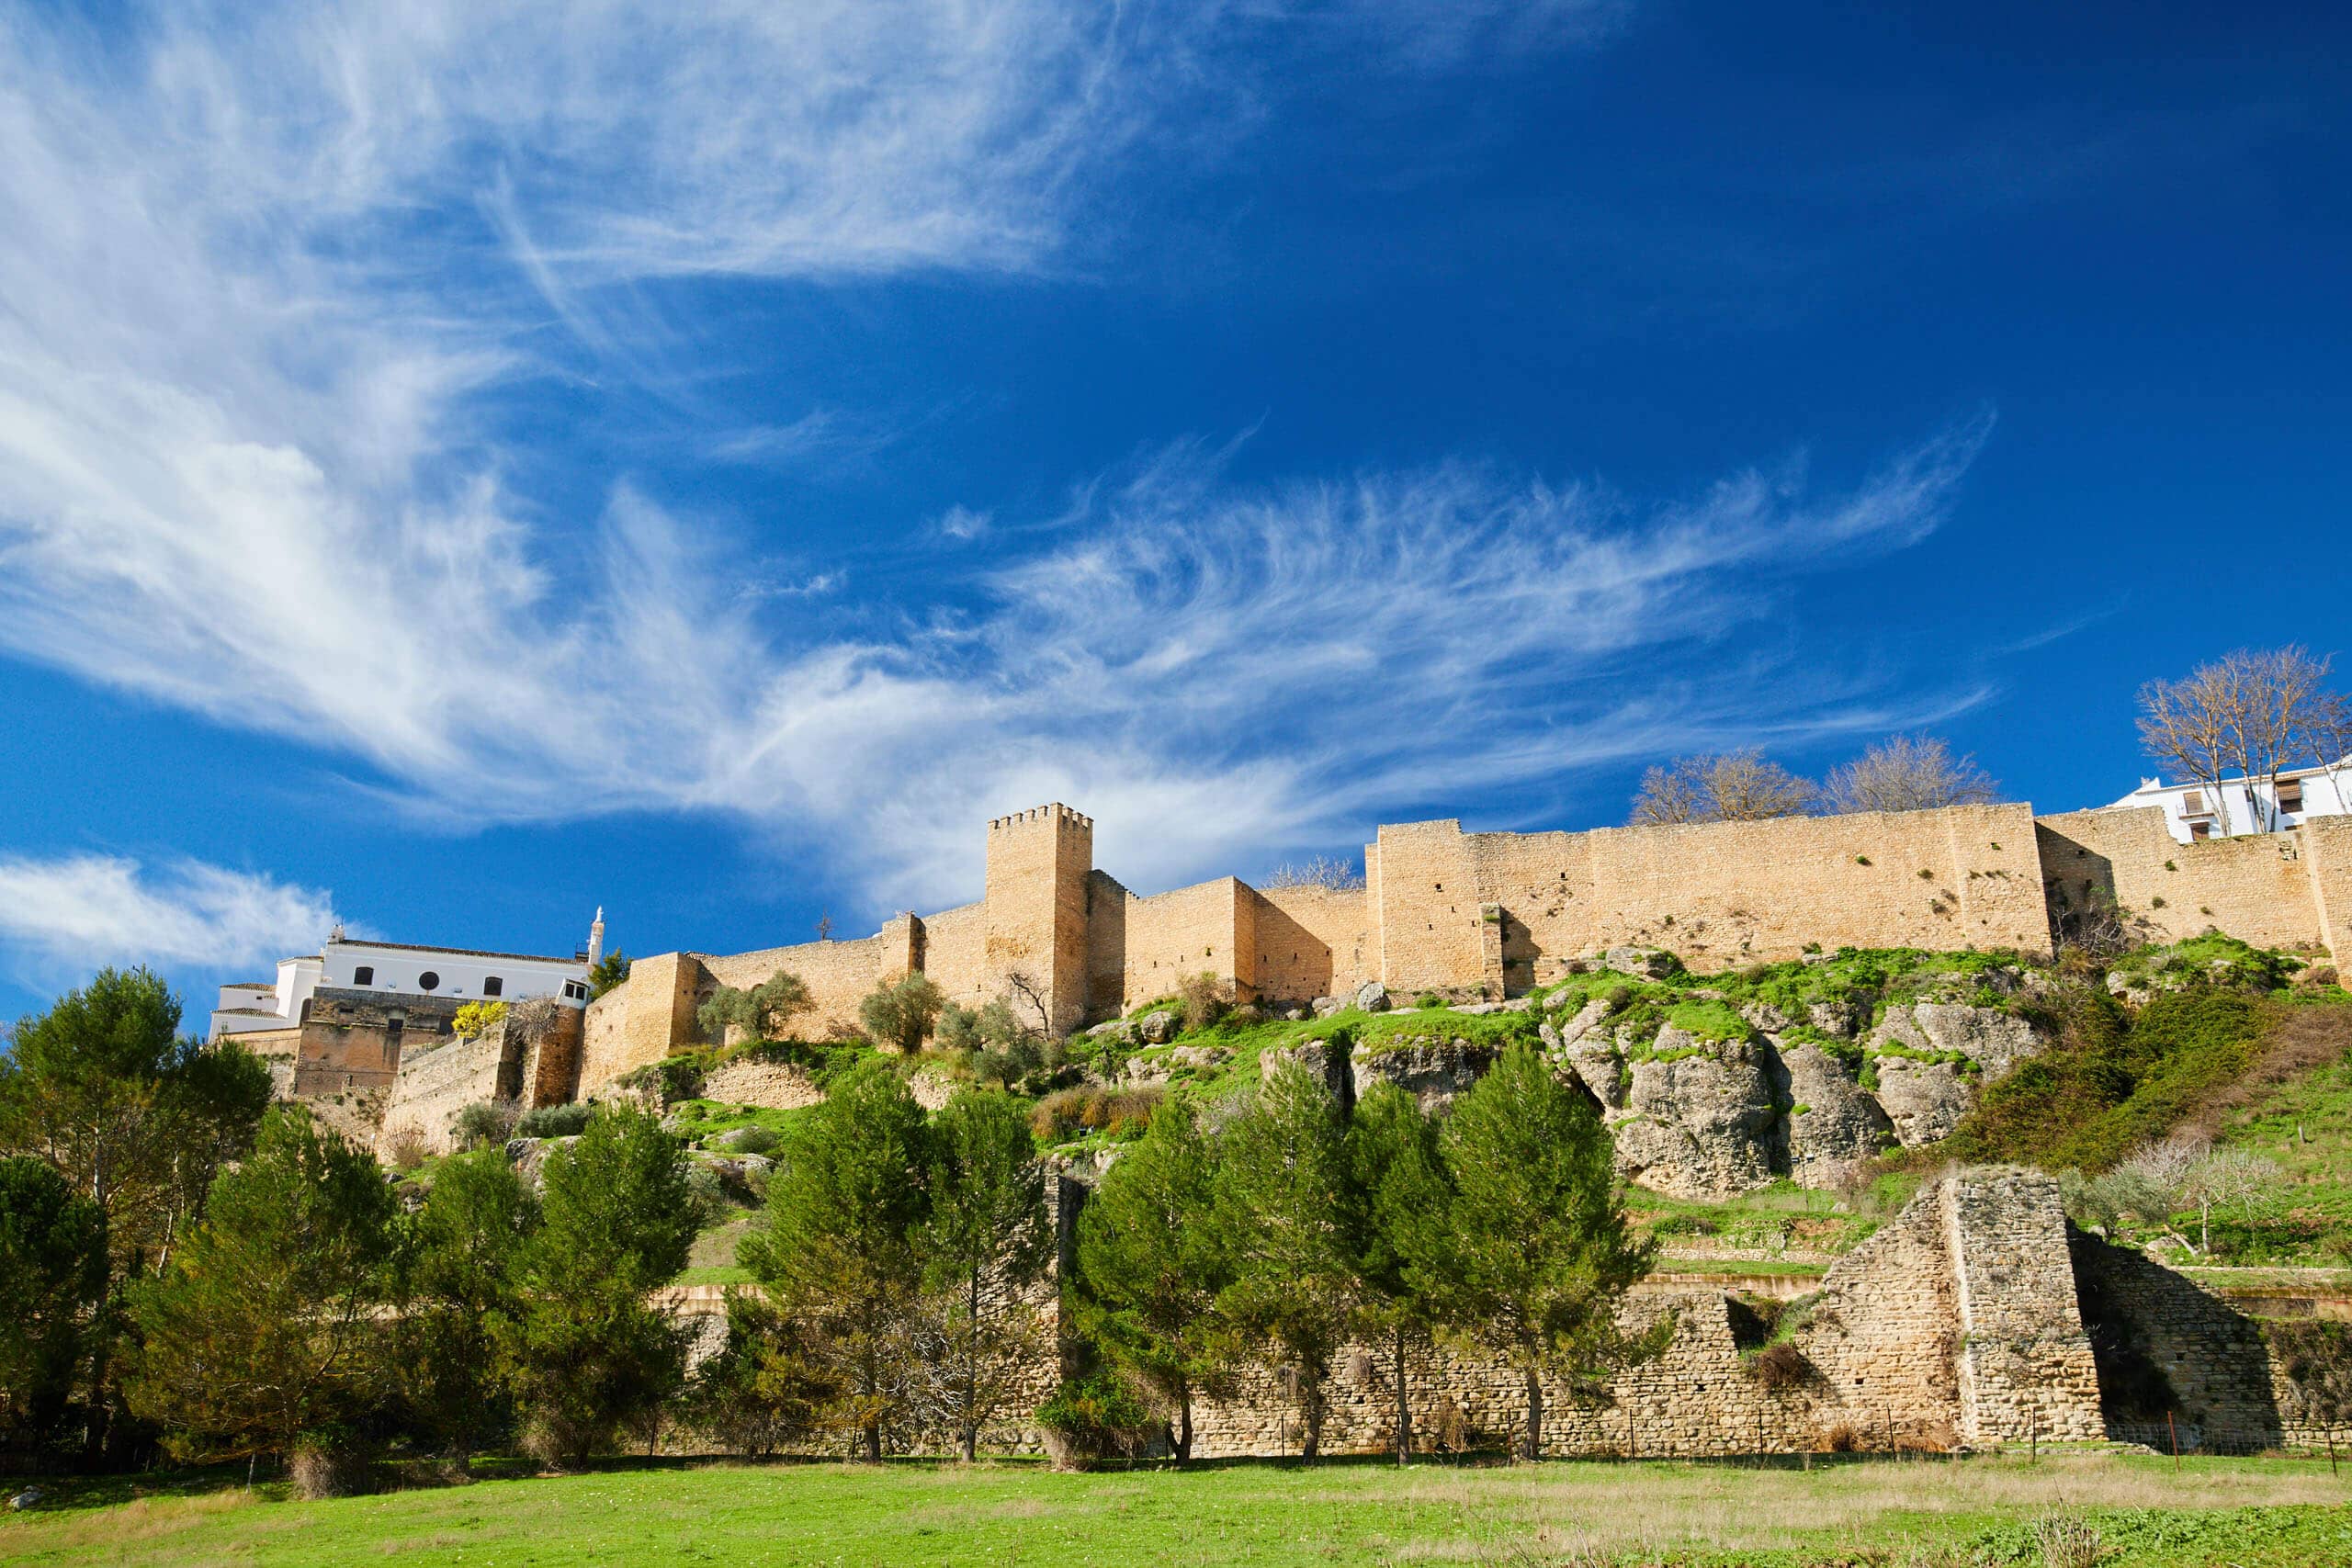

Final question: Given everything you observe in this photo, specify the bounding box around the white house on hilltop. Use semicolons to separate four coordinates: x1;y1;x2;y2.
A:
208;909;605;1043
2104;758;2352;844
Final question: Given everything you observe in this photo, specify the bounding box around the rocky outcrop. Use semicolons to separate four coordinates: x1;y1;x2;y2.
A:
1137;1010;1179;1044
1261;1034;1353;1111
1874;1003;2040;1077
1608;1032;1781;1199
1354;1037;1499;1112
1873;1055;1973;1146
1777;1043;1894;1182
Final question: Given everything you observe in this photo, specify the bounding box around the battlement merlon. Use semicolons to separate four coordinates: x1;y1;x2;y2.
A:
988;803;1093;832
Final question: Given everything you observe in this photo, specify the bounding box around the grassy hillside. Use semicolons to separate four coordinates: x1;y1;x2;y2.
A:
4;1453;2347;1567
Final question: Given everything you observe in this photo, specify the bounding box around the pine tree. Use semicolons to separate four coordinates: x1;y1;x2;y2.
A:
1423;1045;1661;1460
1073;1095;1235;1462
1211;1060;1361;1460
0;967;270;1457
503;1107;697;1468
923;1088;1051;1460
743;1061;933;1459
0;1156;107;1459
1347;1084;1450;1466
125;1108;397;1481
391;1147;538;1471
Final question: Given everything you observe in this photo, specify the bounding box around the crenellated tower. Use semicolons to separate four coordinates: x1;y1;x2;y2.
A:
983;803;1093;1035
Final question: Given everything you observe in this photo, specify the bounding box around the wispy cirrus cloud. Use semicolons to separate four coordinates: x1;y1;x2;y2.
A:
0;855;341;980
0;1;2000;936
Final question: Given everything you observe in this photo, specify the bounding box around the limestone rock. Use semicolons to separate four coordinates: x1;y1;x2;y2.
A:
1309;996;1343;1018
1609;1034;1780;1198
9;1487;42;1512
1873;1056;1973;1145
1137;1009;1179;1044
1169;1043;1232;1073
1742;1000;1793;1033
1353;981;1392;1014
1603;946;1679;979
1451;1001;1503;1015
1559;1041;1625;1109
1355;1037;1498;1112
1087;1018;1137;1043
1553;998;1611;1046
1805;997;1867;1038
1262;1035;1353;1109
1776;1043;1894;1185
1501;998;1534;1012
1874;1003;2041;1078
906;1066;958;1111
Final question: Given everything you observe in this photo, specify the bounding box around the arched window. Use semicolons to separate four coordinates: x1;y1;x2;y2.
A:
353;965;374;986
482;976;503;997
418;971;441;991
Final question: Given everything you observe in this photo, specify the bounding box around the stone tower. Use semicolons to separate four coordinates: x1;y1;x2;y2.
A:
587;907;605;971
984;804;1093;1035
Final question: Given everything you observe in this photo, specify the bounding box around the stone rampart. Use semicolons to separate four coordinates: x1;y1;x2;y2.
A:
575;797;2345;1069
2037;807;2330;955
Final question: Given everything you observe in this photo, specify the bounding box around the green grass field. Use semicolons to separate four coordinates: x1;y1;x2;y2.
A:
5;1453;2348;1567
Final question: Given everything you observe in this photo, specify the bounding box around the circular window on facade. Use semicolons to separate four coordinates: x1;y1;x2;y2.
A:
418;971;441;991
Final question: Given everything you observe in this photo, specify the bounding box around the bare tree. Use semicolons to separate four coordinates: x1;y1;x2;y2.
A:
2222;647;2328;831
2300;682;2352;821
1821;735;2002;814
1000;970;1054;1036
1628;750;1815;826
2184;1146;2279;1254
2138;662;2241;835
1261;855;1367;891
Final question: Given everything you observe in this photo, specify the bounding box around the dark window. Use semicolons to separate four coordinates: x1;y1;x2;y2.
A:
353;965;373;986
482;976;503;997
418;971;441;991
2278;782;2305;811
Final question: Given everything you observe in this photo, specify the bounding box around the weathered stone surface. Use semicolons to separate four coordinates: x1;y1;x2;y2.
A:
1609;1033;1781;1198
1553;998;1611;1045
1560;1041;1625;1109
1871;1003;2040;1078
1309;996;1343;1018
1352;981;1391;1013
1806;997;1867;1037
1741;1000;1793;1033
1169;1043;1231;1072
700;1055;823;1111
1873;1055;1973;1145
1355;1037;1498;1111
1776;1043;1894;1185
1137;1009;1179;1044
1261;1035;1353;1109
1451;1001;1504;1015
1603;945;1680;979
1086;1018;1137;1043
906;1066;957;1111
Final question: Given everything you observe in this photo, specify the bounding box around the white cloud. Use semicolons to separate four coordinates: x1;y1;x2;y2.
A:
0;3;2002;932
934;505;995;541
0;855;340;977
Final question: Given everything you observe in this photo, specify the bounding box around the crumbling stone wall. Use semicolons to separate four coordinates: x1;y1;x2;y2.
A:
1084;1168;2101;1459
292;987;467;1098
701;917;919;1042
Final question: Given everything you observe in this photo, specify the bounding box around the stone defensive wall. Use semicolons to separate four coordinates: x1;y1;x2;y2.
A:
577;799;2349;1095
1165;1167;2104;1458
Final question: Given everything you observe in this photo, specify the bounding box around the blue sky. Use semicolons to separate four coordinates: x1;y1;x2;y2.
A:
1;0;2347;1026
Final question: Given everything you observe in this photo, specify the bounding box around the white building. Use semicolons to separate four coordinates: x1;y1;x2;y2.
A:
2104;758;2352;844
209;909;605;1043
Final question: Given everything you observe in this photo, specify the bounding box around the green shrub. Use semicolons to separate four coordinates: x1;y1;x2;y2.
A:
1030;1085;1162;1144
453;1100;517;1150
515;1101;594;1140
1035;1371;1156;1470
